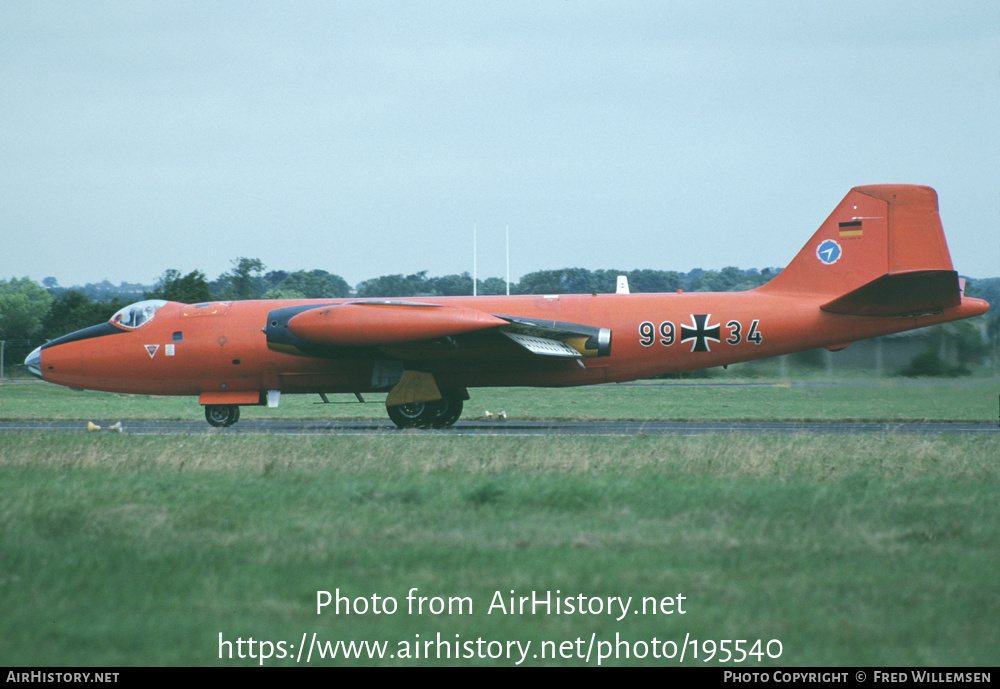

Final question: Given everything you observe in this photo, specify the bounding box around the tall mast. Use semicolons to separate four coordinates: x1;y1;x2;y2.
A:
505;224;510;296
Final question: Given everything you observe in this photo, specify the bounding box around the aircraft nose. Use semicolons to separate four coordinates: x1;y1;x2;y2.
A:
25;346;43;379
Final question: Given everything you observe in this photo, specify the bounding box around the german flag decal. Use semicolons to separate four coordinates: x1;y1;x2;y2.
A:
839;220;863;238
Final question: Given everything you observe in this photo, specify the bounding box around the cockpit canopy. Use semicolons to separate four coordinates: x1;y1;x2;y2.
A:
110;299;168;330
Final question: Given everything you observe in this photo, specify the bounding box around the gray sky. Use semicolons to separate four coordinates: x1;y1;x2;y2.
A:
3;1;998;289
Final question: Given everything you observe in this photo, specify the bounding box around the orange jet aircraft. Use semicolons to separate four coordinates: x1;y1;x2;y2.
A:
26;185;989;428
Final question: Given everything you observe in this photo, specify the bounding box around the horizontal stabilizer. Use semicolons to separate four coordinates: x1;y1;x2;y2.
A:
821;270;961;317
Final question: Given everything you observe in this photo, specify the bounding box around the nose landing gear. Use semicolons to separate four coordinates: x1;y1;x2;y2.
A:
205;404;241;427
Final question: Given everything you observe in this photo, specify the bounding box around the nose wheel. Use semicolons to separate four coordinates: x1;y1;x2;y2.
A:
205;404;241;427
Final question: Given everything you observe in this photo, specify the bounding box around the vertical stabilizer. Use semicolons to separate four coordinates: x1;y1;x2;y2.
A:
757;185;958;314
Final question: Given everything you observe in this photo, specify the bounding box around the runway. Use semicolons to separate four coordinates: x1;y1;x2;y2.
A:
0;419;995;435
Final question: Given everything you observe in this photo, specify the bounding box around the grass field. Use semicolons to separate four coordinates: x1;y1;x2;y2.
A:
2;375;998;424
1;378;998;666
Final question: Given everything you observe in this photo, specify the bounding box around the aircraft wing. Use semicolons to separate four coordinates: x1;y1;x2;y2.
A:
264;301;611;361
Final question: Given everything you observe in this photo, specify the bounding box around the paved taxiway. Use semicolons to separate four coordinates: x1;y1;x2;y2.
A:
0;420;994;435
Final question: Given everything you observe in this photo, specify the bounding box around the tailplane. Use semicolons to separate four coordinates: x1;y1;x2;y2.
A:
757;185;962;317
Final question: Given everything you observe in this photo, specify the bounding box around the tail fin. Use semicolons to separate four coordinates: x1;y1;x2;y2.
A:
757;184;961;316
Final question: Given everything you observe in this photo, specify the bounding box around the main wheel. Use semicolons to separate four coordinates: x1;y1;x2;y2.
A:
386;401;429;429
205;404;240;427
387;397;464;429
429;397;463;428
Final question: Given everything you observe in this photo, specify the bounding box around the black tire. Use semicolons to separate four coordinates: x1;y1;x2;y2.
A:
429;397;463;428
387;401;429;429
205;404;240;427
387;397;464;429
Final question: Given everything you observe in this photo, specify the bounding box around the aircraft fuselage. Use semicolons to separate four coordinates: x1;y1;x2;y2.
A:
31;291;986;397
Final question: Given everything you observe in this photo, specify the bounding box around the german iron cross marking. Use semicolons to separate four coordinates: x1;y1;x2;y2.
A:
680;314;721;353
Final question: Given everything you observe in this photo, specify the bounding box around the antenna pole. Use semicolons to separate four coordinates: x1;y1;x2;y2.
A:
505;224;510;296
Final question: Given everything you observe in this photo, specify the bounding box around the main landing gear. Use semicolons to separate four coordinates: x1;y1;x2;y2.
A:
387;396;464;429
205;404;240;427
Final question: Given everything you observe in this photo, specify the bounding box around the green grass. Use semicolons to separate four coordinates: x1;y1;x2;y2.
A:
2;375;998;423
1;428;998;666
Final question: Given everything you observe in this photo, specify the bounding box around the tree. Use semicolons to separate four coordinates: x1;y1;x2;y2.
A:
41;291;123;339
356;271;436;298
429;273;474;296
0;277;53;339
478;277;508;295
261;288;307;300
965;277;1000;314
264;270;289;291
590;270;627;293
147;269;211;304
694;266;751;292
516;268;600;295
275;270;351;298
356;274;417;298
626;269;682;293
214;258;266;300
